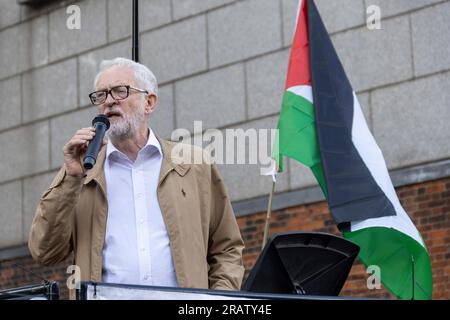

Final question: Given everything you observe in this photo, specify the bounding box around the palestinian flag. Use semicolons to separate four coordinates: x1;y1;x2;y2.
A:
273;0;432;299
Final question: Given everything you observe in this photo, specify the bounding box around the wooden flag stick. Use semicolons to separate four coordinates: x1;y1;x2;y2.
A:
262;181;276;249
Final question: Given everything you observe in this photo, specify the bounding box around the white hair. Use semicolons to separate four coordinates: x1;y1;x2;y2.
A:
93;57;158;95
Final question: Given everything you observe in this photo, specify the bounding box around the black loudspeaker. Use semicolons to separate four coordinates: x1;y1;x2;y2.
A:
242;232;360;296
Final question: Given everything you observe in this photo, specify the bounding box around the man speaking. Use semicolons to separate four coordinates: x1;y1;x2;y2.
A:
28;57;245;292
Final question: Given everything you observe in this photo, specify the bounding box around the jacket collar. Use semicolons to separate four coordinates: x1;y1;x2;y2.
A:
157;136;191;183
83;134;191;189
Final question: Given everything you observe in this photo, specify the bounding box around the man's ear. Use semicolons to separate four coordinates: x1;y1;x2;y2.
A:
146;94;158;115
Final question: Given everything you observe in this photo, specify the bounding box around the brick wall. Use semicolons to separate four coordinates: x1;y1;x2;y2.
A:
0;177;448;299
0;255;71;300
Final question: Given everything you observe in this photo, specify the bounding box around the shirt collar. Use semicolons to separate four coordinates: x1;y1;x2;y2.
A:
106;128;162;162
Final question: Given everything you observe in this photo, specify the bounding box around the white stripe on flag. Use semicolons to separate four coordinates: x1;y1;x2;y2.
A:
349;92;424;247
287;85;314;104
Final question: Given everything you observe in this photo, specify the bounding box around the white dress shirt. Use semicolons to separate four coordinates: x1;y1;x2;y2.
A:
102;129;178;287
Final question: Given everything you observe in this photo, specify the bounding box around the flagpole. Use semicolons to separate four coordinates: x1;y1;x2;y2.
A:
411;255;415;300
132;0;139;62
262;181;276;249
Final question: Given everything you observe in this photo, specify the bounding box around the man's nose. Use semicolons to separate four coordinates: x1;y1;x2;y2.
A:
104;92;119;107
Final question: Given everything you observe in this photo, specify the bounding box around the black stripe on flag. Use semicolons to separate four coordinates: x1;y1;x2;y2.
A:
307;0;396;227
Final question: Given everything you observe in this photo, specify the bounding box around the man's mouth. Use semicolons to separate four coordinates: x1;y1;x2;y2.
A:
105;111;122;119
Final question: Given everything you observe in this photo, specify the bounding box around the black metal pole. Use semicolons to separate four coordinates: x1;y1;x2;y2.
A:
132;0;139;62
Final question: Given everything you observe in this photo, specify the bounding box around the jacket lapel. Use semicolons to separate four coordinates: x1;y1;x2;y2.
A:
155;137;192;287
157;137;191;185
82;146;107;282
83;146;107;193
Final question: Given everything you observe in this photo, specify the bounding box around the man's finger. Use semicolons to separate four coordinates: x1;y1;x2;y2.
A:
75;128;96;136
65;138;90;150
73;134;95;141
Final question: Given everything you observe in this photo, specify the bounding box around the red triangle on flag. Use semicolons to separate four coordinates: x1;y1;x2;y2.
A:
285;0;311;90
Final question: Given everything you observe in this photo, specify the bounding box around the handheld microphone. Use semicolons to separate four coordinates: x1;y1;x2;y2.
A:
83;114;110;170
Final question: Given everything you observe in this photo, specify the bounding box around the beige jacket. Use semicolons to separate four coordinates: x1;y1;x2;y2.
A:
28;138;245;295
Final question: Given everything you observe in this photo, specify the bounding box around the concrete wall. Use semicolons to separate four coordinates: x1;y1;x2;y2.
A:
0;0;449;249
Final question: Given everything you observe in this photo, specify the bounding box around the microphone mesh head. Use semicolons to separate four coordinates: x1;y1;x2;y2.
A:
92;114;110;129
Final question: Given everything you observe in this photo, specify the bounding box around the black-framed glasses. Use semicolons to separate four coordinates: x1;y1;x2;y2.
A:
89;85;148;105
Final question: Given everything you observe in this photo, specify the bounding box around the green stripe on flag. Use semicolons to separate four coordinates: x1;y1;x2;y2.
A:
344;227;433;300
273;91;327;196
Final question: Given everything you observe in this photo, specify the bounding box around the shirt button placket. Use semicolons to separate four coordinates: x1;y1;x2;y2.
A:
135;164;152;284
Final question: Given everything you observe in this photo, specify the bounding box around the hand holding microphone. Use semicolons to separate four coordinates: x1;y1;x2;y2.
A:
83;115;110;169
63;115;110;177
